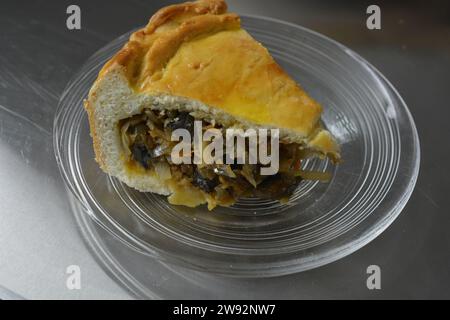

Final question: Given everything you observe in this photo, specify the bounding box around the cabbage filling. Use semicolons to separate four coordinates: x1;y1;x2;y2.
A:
119;109;327;207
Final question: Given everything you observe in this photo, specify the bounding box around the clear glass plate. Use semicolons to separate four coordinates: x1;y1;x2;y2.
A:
54;15;420;281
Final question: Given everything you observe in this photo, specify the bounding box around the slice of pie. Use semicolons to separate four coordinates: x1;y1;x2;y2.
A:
85;0;340;209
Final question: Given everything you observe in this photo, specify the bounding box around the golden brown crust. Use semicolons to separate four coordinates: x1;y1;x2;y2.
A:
93;0;340;159
97;0;233;87
141;13;240;80
145;0;228;33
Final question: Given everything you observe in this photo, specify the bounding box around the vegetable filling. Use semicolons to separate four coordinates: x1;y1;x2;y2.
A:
119;109;324;208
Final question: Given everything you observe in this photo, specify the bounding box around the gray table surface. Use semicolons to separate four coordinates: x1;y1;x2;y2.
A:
0;0;449;299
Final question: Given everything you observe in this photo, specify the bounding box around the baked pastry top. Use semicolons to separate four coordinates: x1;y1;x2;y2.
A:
96;0;339;160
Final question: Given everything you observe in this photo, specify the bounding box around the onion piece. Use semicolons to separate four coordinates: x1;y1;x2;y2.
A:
151;144;169;158
154;161;172;181
240;164;257;188
213;165;236;178
144;109;163;125
121;123;131;156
